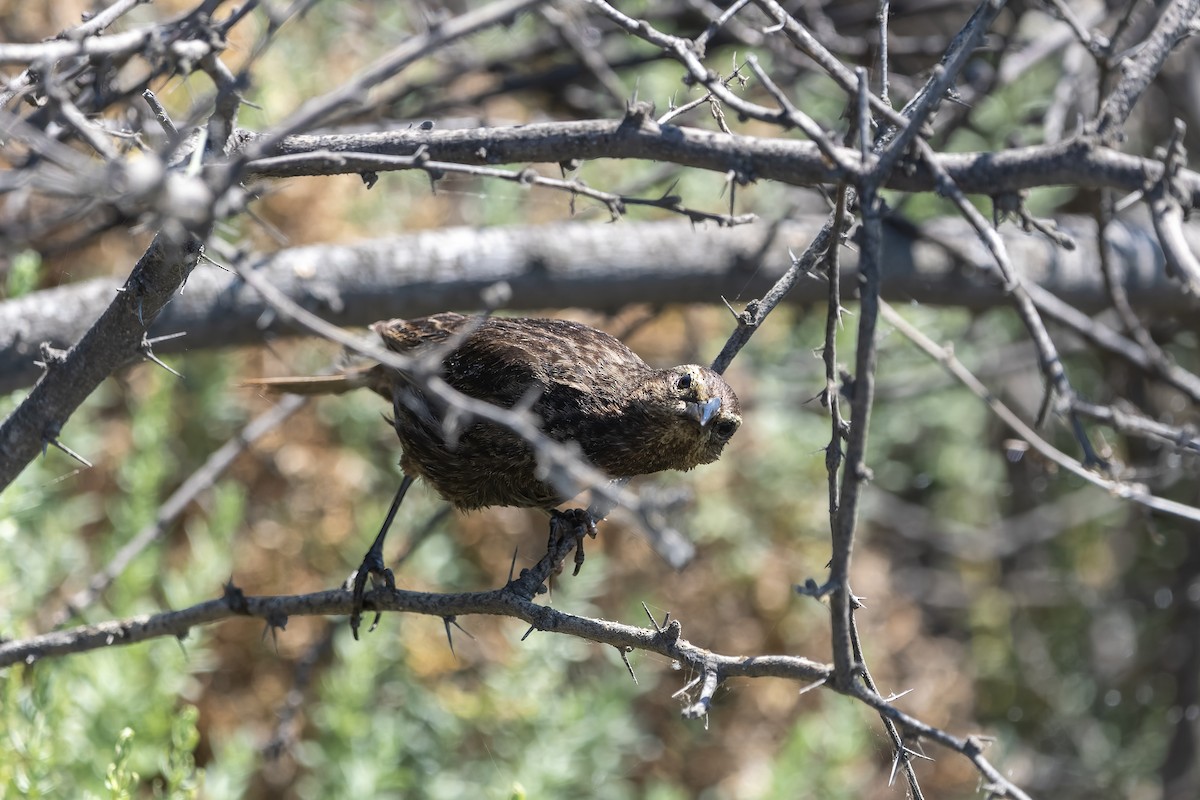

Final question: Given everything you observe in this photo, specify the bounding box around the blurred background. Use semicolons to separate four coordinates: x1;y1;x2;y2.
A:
2;1;1199;798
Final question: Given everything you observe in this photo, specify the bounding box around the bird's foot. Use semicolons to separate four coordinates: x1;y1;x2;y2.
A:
550;508;598;576
348;545;395;640
507;509;598;600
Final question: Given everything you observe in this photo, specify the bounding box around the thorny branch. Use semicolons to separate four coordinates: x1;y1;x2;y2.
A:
0;579;1024;798
233;121;1200;203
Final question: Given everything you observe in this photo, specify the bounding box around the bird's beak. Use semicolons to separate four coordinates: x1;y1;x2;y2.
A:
684;396;722;427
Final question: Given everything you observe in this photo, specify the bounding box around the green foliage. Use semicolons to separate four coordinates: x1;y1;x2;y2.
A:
0;663;205;800
765;704;877;800
103;728;138;800
4;251;41;299
0;361;239;799
159;706;204;799
280;560;660;800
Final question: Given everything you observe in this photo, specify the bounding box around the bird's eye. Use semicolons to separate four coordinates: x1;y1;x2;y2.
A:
714;420;738;438
676;374;692;391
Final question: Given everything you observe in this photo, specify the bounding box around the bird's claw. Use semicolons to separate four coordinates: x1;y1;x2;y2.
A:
349;548;395;640
550;508;598;576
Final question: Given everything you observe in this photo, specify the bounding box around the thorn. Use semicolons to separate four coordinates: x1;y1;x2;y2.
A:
443;616;474;658
198;252;232;272
888;746;904;785
262;621;280;653
905;745;934;762
642;601;662;631
145;331;188;345
451;617;475;640
797;676;828;696
719;295;740;321
885;687;914;702
671;674;702;700
507;547;519;583
143;350;182;378
520;624;537;641
140;334;183;378
617;646;638;685
42;432;93;468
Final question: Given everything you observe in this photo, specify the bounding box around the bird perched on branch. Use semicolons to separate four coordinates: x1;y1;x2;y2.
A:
248;312;741;635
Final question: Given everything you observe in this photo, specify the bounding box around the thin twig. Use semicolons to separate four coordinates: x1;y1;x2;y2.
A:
880;301;1200;525
45;394;309;628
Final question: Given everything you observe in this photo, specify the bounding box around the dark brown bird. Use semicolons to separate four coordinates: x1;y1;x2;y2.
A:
249;312;741;634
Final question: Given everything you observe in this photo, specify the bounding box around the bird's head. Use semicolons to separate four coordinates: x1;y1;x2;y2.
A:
649;364;741;469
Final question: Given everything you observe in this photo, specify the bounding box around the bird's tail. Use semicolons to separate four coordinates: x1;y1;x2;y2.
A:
243;367;373;396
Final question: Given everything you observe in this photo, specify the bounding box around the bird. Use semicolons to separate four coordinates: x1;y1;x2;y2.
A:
248;312;741;635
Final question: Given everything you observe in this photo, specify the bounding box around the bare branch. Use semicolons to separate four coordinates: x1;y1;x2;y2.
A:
880;301;1200;525
1090;0;1200;141
235;120;1200;205
5;215;1196;395
0;232;206;492
915;137;1104;467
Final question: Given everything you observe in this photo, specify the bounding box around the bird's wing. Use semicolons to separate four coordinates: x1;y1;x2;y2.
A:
368;313;539;407
371;312;471;355
443;320;565;407
371;314;645;409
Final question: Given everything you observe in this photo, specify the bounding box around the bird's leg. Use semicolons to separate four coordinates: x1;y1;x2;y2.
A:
350;474;413;639
549;508;598;576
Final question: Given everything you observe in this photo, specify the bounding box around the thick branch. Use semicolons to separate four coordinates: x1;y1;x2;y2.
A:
0;233;205;490
0;215;1191;395
235;122;1200;205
